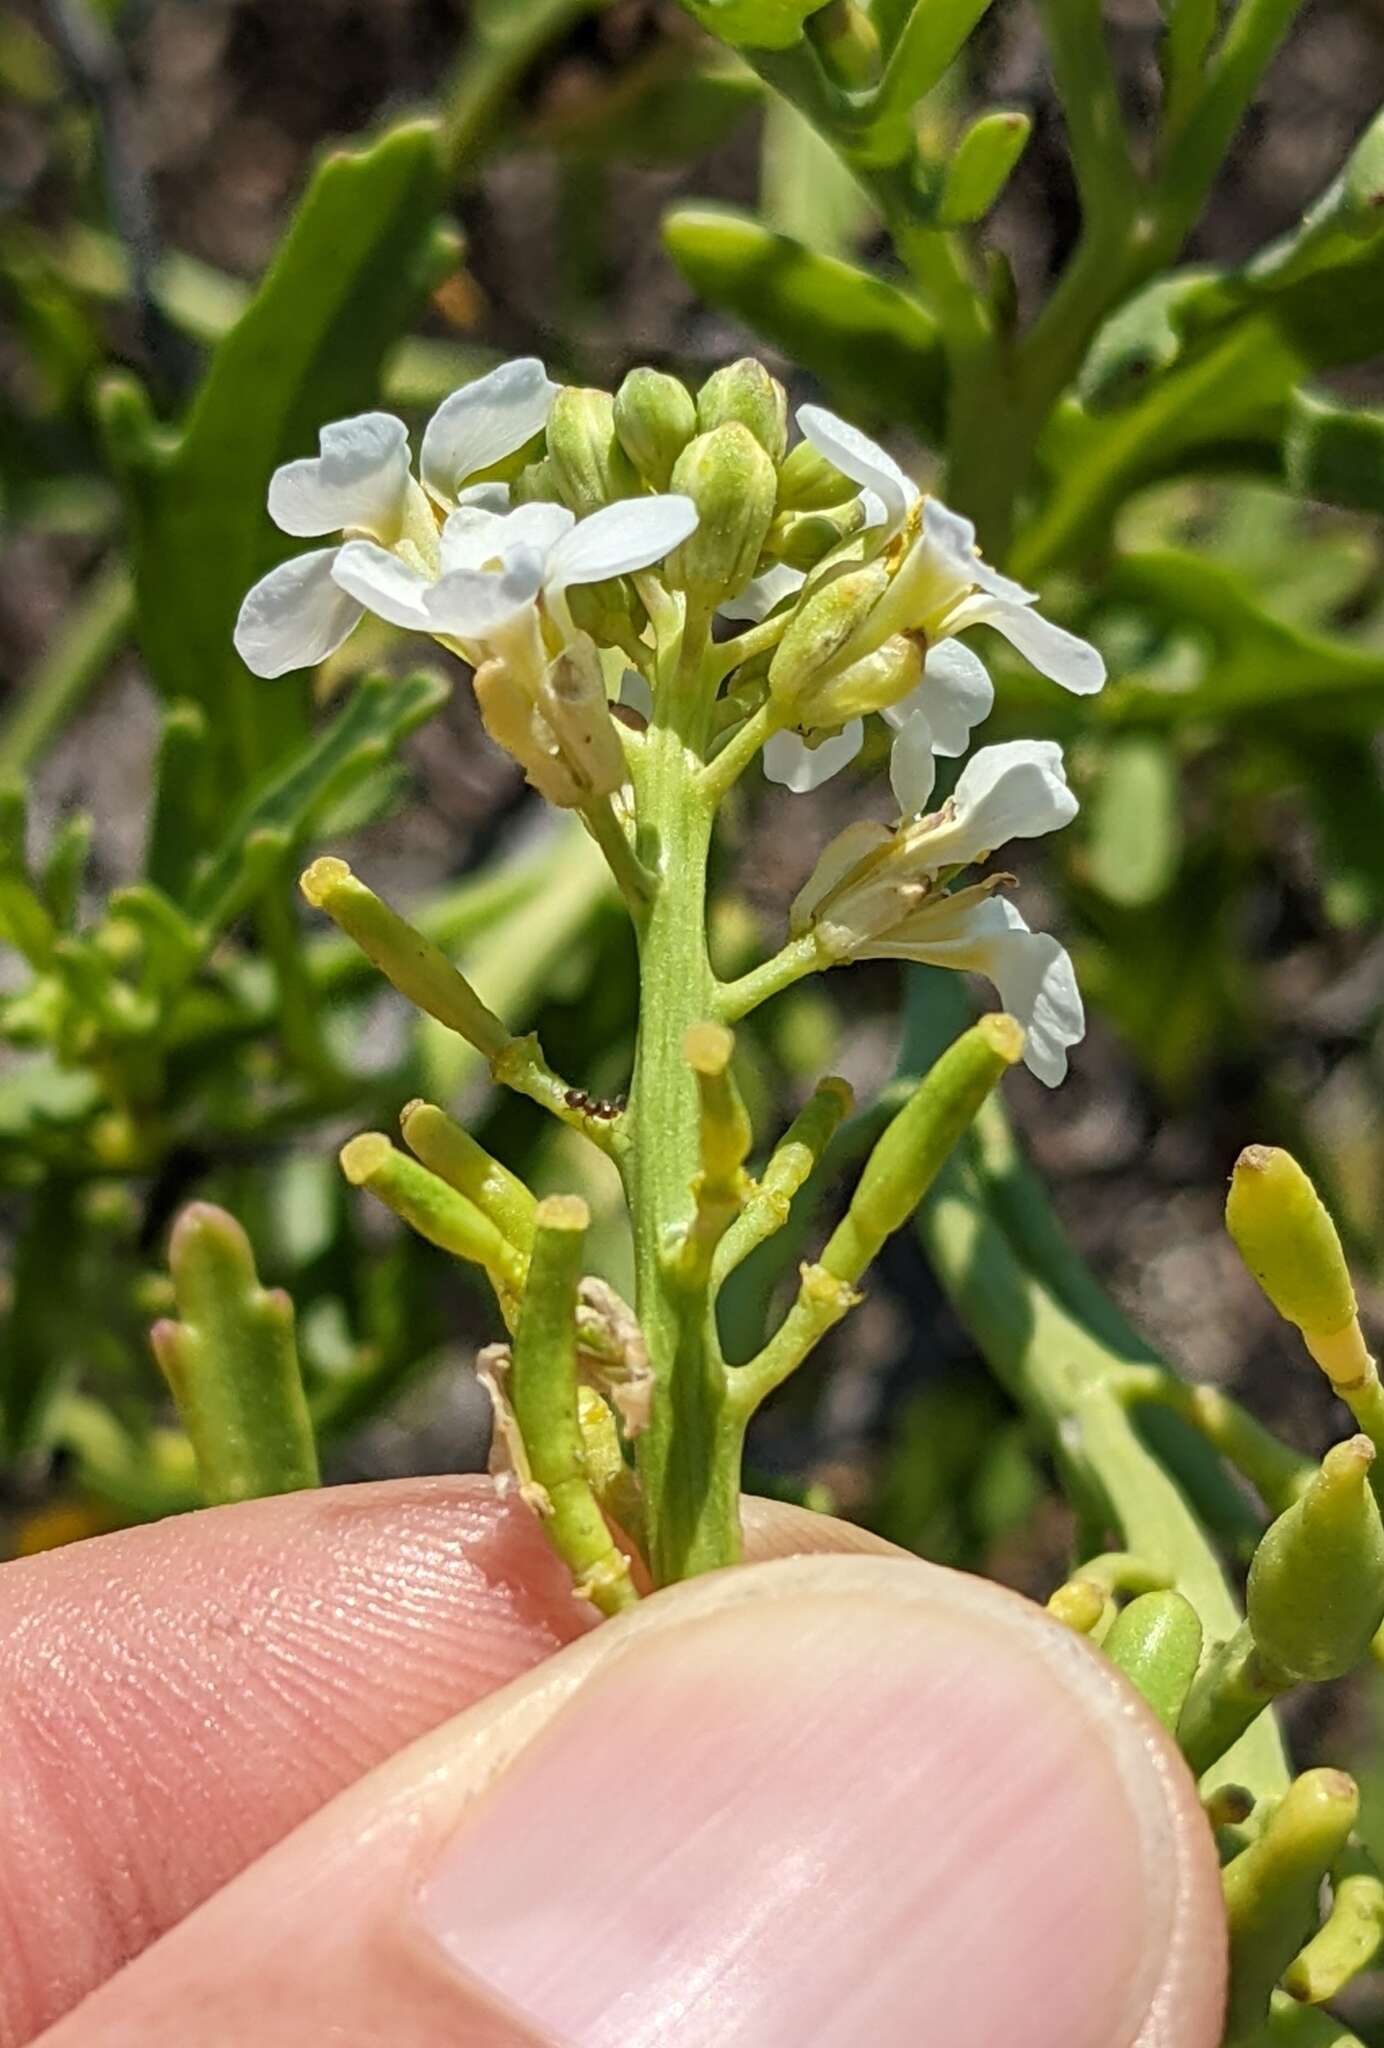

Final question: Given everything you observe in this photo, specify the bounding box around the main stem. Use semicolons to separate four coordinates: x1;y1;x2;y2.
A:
625;619;741;1585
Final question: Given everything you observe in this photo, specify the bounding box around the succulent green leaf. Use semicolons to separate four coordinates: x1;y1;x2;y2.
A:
99;122;447;816
1283;389;1384;517
1102;1589;1203;1731
679;0;824;51
662;207;945;439
938;110;1031;226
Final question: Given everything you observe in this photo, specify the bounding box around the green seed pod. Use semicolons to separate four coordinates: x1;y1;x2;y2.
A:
1101;1590;1203;1732
776;436;856;512
799;634;923;728
1223;1769;1359;2041
511;455;562;505
1227;1145;1356;1340
767;562;890;705
1247;1435;1384;1683
613;368;697;489
546;387;639;517
664;423;778;607
696;357;788;464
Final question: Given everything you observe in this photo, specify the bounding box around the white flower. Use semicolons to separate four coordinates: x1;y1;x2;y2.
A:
763;404;1105;798
232;360;557;679
790;738;1083;1085
719;563;806;624
763;721;864;792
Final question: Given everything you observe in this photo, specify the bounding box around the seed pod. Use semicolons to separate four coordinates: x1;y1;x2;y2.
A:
798;634;923;728
546;387;639;516
1223;1769;1358;2041
1246;1435;1384;1683
767;562;890;705
776;436;856;512
613;368;697;489
1101;1590;1203;1732
664;423;777;608
1226;1146;1361;1372
696;357;788;464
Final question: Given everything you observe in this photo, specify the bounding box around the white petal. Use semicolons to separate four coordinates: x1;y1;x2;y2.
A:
267;413;410;540
916;739;1076;868
958;596;1106;695
454;481;512;514
439;505;509;573
796;405;917;535
883;639;994;757
719;563;805;624
859;488;890;531
426;549;546;640
233;547;362;677
889;710;937;817
544;494;698;598
923;499;1035;605
331;541;434;632
619;670;654;719
420;358;557;506
790;818;893;934
763;721;864;794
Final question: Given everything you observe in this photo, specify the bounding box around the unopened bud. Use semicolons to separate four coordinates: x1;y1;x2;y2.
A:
546;387;638;517
768;562;890;704
1226;1145;1370;1385
1247;1435;1384;1683
565;575;648;655
664;423;777;607
776;436;856;512
767;498;869;570
613;368;697;489
696;358;788;464
511;456;562;505
806;0;882;88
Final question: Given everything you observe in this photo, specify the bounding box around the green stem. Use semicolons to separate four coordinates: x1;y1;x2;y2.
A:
717;932;823;1021
698;699;786;807
583;794;655;923
625;625;740;1585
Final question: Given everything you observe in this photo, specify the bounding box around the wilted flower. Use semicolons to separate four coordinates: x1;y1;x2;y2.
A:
791;739;1084;1084
233;359;557;678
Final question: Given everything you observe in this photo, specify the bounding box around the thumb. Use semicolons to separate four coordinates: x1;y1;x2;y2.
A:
37;1554;1225;2047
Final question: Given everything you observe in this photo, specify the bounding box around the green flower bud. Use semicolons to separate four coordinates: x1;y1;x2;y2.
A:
798;634;923;729
696;357;788;464
511;456;562;505
1101;1590;1203;1732
1247;1435;1384;1683
767;562;890;705
776;437;856;512
664;423;777;607
767;499;869;570
613;368;697;489
546;387;639;517
565;576;648;658
1226;1145;1369;1385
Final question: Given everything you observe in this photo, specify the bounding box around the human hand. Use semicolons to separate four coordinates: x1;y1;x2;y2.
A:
0;1478;1224;2044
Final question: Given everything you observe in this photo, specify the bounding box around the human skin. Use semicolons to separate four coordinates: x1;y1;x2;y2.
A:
0;1477;1225;2045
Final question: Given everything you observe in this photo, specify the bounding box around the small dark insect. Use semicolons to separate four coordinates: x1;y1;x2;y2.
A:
564;1089;626;1121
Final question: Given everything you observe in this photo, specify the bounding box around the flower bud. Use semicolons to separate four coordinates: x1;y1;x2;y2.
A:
798;634;923;729
613;368;697;489
565;576;648;656
511;456;562;505
696;358;788;464
1226;1145;1370;1385
1247;1435;1384;1683
546;387;638;517
664;423;777;607
776;437;856;512
767;499;869;570
767;561;890;705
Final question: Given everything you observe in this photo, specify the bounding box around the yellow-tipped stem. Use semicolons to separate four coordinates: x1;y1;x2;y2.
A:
1226;1145;1371;1388
1223;1770;1359;2042
712;1075;854;1288
400;1099;538;1254
1046;1577;1108;1635
340;1133;526;1316
675;1022;752;1285
1283;1839;1384;2005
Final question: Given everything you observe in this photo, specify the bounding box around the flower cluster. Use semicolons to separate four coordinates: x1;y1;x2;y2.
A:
235;357;1106;1083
